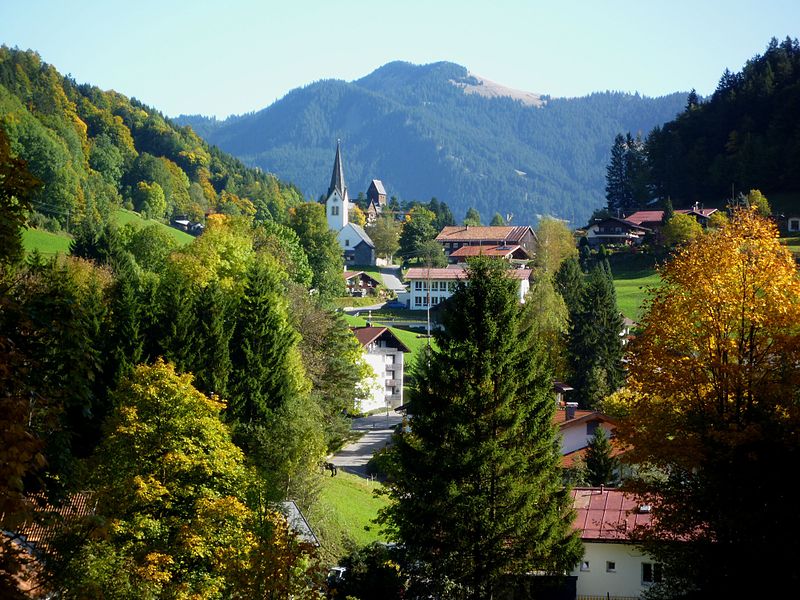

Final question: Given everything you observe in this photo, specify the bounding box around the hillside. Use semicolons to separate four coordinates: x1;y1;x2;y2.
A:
642;37;800;207
0;46;303;238
177;61;686;227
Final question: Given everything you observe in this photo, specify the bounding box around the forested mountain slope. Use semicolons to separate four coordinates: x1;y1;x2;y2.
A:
178;61;685;226
0;46;303;234
642;37;800;206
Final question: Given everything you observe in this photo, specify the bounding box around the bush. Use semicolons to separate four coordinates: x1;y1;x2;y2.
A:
365;446;396;481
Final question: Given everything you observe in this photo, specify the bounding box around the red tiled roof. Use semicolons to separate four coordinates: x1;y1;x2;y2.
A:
571;487;652;540
625;208;718;226
343;271;363;279
17;493;96;550
404;266;532;281
449;244;525;258
435;225;532;243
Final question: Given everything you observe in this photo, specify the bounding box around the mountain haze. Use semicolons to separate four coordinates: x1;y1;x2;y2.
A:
178;61;686;226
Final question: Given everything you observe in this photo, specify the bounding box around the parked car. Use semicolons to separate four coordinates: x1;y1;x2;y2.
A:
384;299;406;309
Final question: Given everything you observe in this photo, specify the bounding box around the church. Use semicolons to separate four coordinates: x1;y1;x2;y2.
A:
323;142;376;266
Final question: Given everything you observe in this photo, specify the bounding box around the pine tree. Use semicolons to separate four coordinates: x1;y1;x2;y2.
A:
567;265;624;408
380;258;582;598
584;426;619;487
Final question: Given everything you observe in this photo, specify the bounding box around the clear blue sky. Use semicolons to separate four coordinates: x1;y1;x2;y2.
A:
2;0;798;118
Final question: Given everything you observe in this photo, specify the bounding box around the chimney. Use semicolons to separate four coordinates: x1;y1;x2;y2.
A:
565;402;578;421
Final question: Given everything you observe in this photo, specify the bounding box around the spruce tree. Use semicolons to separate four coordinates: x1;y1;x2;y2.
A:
584;426;619;487
605;133;628;215
191;281;233;399
554;255;584;317
380;258;582;599
567;265;624;408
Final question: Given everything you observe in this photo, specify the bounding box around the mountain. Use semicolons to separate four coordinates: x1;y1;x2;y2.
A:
177;61;686;226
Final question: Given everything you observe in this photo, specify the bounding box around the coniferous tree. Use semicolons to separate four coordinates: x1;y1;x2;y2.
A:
584;426;619;487
380;258;582;599
463;207;482;226
568;264;624;408
191;281;234;399
554;255;585;317
605;133;628;215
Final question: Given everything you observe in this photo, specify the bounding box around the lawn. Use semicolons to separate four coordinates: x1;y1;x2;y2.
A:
309;471;389;560
22;227;72;256
112;208;194;246
607;252;662;321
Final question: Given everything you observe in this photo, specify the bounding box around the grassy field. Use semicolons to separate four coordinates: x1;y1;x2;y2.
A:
22;228;72;256
309;470;389;560
112;209;194;246
607;252;662;321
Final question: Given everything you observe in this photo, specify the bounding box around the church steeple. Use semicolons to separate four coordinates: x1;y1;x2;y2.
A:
325;140;349;231
328;139;347;200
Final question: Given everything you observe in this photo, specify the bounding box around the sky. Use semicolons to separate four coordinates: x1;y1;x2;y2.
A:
2;0;798;119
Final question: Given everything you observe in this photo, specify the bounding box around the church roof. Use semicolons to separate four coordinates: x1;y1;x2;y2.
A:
369;179;386;195
343;223;375;248
328;141;347;199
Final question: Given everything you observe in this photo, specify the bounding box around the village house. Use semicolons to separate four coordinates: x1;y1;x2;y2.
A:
570;487;661;599
447;243;530;264
399;265;531;310
556;402;618;462
434;225;536;260
343;270;381;297
585;216;651;248
624;203;718;231
351;325;411;412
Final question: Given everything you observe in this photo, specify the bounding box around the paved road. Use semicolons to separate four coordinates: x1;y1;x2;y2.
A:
379;266;406;294
330;410;404;477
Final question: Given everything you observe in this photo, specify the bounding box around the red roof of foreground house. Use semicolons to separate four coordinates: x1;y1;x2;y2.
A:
571;487;652;541
435;225;533;243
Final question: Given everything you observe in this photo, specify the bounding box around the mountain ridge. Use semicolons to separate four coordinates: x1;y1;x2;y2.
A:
176;61;687;225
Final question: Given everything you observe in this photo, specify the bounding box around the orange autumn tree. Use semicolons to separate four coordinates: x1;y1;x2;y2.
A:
618;208;800;598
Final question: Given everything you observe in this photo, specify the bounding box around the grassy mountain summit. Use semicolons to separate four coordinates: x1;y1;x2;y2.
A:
177;61;685;226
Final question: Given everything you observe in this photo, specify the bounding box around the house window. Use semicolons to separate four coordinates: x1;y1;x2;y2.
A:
580;561;590;572
415;281;424;291
431;281;439;292
431;296;440;305
586;421;599;436
789;218;800;232
387;354;395;364
331;205;339;216
606;561;616;573
642;562;663;584
414;296;423;307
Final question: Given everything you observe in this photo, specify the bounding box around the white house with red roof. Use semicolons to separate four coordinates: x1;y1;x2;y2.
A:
351;326;411;412
570;487;661;599
399;265;531;310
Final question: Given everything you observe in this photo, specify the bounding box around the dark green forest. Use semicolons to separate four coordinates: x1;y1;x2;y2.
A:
606;37;800;213
177;61;686;227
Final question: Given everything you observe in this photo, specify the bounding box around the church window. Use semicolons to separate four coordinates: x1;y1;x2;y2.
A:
331;205;339;216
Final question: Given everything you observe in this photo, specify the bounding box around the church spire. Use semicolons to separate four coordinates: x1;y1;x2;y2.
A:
328;139;347;199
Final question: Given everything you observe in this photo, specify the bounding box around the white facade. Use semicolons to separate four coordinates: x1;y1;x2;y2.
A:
402;266;531;311
358;349;403;413
571;541;659;599
326;188;348;231
560;418;616;454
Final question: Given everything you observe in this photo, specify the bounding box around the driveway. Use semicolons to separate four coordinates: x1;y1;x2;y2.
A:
379;265;406;295
330;410;404;477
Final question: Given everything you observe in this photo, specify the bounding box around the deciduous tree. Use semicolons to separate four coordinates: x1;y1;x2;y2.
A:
619;208;800;598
